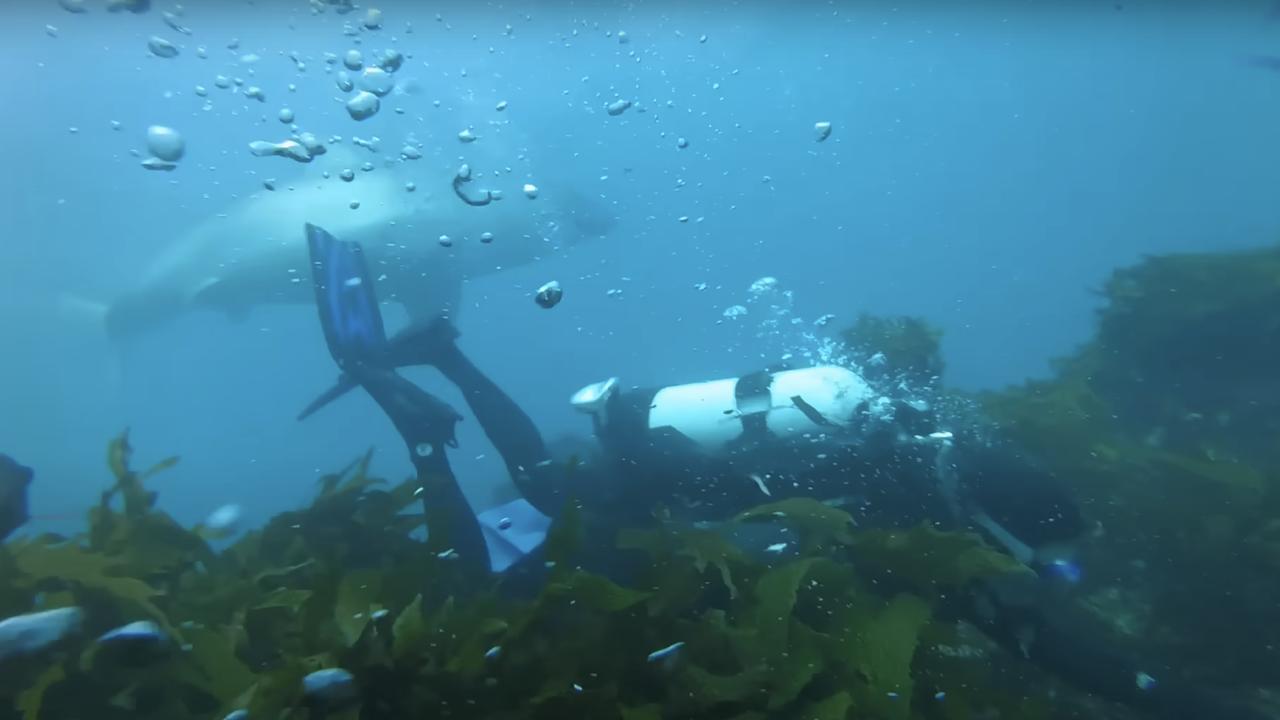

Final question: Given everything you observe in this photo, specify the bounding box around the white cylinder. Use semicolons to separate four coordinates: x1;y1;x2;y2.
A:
646;365;874;454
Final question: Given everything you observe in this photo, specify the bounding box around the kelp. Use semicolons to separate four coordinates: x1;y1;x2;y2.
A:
980;242;1280;686
0;431;1045;720
841;313;945;386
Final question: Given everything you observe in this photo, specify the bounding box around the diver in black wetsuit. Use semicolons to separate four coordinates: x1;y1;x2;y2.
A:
0;455;33;543
299;223;1268;720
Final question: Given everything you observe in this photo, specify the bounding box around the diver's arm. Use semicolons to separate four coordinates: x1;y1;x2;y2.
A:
943;436;1268;718
350;367;489;586
956;580;1270;720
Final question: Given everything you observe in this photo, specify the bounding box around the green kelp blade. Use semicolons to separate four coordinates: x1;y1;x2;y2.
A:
735;498;856;552
317;447;382;500
750;558;837;709
253;588;313;611
837;593;933;720
176;625;257;707
543;498;584;569
801;690;853;720
619;704;663;720
752;558;817;655
15;664;65;720
9;539;170;631
245;663;307;719
618;526;750;614
544;570;651;613
670;662;770;712
391;594;427;662
139;455;180;482
335;570;383;647
104;430;179;517
847;523;1033;594
766;620;826;710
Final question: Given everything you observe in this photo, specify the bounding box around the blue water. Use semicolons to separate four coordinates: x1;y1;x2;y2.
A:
2;0;1278;534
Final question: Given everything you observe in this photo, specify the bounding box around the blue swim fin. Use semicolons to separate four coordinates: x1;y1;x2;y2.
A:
306;223;387;368
475;498;551;573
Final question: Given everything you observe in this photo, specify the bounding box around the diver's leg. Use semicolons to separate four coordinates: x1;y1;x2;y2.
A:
411;441;491;595
410;323;552;487
351;367;489;588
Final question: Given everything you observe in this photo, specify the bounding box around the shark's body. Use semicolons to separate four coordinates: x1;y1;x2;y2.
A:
104;152;608;340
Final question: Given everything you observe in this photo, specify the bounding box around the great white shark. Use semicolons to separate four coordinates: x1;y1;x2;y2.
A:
103;146;613;340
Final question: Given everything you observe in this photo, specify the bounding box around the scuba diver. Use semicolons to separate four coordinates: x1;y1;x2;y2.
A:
299;223;1268;720
0;454;33;543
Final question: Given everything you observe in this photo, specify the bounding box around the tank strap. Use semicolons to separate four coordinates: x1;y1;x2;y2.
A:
734;371;775;446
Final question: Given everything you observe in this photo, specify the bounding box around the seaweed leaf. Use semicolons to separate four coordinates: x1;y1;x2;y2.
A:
847;523;1032;594
15;664;64;720
9;538;168;626
672;662;769;709
754;558;816;655
736;498;856;553
543;499;584;570
335;570;383;647
245;663;306;719
837;593;933;720
318;447;379;499
801;690;853;720
545;570;651;612
618;525;745;602
104;430;178;518
767;620;826;709
620;704;663;720
750;559;831;708
391;594;427;662
253;588;313;611
178;625;257;706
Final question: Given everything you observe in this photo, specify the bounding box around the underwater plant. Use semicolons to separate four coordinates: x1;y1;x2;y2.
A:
8;244;1277;718
979;242;1280;691
0;433;1047;719
840;314;945;388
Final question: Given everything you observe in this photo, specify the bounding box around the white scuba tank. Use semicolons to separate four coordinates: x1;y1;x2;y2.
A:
571;365;876;455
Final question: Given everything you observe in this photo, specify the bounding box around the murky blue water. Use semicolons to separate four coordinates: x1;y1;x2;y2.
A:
2;0;1278;536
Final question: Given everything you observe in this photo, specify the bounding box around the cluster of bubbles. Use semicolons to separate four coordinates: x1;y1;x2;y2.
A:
716;276;941;418
720;276;853;369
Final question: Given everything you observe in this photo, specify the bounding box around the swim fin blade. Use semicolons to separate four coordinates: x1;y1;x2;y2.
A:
305;223;387;368
296;373;359;421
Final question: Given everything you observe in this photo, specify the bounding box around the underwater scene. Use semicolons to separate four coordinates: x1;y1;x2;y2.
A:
3;0;1280;718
